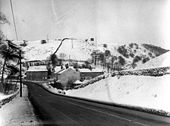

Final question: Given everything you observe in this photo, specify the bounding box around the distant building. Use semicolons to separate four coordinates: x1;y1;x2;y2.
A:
23;59;62;68
79;68;104;81
26;66;48;81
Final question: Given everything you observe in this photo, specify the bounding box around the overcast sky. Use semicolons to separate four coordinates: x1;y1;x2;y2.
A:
0;0;170;48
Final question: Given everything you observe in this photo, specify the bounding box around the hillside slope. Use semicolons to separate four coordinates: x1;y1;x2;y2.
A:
135;51;170;69
100;43;169;69
19;40;169;70
66;74;170;113
21;40;95;61
142;44;169;57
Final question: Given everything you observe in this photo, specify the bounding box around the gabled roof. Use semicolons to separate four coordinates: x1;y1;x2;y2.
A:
58;67;76;74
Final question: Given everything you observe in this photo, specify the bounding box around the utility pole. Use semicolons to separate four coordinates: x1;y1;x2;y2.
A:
10;0;22;97
71;39;73;49
19;50;22;97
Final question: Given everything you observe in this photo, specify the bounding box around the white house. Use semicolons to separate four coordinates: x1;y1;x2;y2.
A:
56;67;80;89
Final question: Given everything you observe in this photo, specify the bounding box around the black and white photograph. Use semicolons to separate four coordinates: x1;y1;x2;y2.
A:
0;0;170;125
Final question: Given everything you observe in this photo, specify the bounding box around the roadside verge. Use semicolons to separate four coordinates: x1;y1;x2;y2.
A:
0;88;19;108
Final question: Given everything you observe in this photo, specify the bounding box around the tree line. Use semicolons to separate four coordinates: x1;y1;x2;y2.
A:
0;12;23;93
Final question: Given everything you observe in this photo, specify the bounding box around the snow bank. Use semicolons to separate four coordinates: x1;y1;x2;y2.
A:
0;92;17;101
66;75;170;113
0;89;19;107
42;83;65;95
0;93;10;101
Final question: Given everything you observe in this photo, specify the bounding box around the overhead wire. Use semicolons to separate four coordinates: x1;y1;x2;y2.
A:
9;0;18;40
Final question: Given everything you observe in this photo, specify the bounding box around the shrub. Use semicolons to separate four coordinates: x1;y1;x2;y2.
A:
118;56;125;66
105;50;111;57
50;54;58;67
142;57;150;63
129;43;134;48
129;53;134;58
41;40;47;44
103;44;107;48
117;45;129;58
20;40;27;47
133;55;141;63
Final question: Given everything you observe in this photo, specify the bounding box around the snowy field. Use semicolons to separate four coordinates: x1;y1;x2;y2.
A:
66;74;170;113
66;51;170;113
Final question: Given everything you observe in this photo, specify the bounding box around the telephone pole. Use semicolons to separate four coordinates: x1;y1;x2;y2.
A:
10;0;22;97
19;50;22;97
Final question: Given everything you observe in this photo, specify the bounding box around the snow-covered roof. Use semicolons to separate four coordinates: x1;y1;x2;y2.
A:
58;67;76;74
79;68;103;73
27;66;47;72
54;66;62;73
96;46;105;53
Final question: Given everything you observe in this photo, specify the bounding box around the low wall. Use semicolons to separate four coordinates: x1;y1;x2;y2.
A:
0;88;19;108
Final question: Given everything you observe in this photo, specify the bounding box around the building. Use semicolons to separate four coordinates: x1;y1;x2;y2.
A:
56;67;80;89
79;68;104;81
26;66;48;81
23;59;62;68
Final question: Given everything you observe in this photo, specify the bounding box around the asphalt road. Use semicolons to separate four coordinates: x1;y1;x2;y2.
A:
25;82;170;126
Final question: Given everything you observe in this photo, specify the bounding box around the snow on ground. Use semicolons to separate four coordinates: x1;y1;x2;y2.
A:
66;74;170;113
135;51;170;69
0;85;41;126
23;39;94;61
0;93;14;101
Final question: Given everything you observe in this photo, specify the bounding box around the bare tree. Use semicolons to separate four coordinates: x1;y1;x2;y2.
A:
49;38;70;68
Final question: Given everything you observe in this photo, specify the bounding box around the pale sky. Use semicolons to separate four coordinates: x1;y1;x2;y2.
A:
0;0;170;49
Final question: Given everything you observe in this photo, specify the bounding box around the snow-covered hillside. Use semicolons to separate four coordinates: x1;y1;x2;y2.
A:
66;74;170;113
20;40;168;70
93;43;169;70
110;43;168;69
135;51;170;69
21;39;95;61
